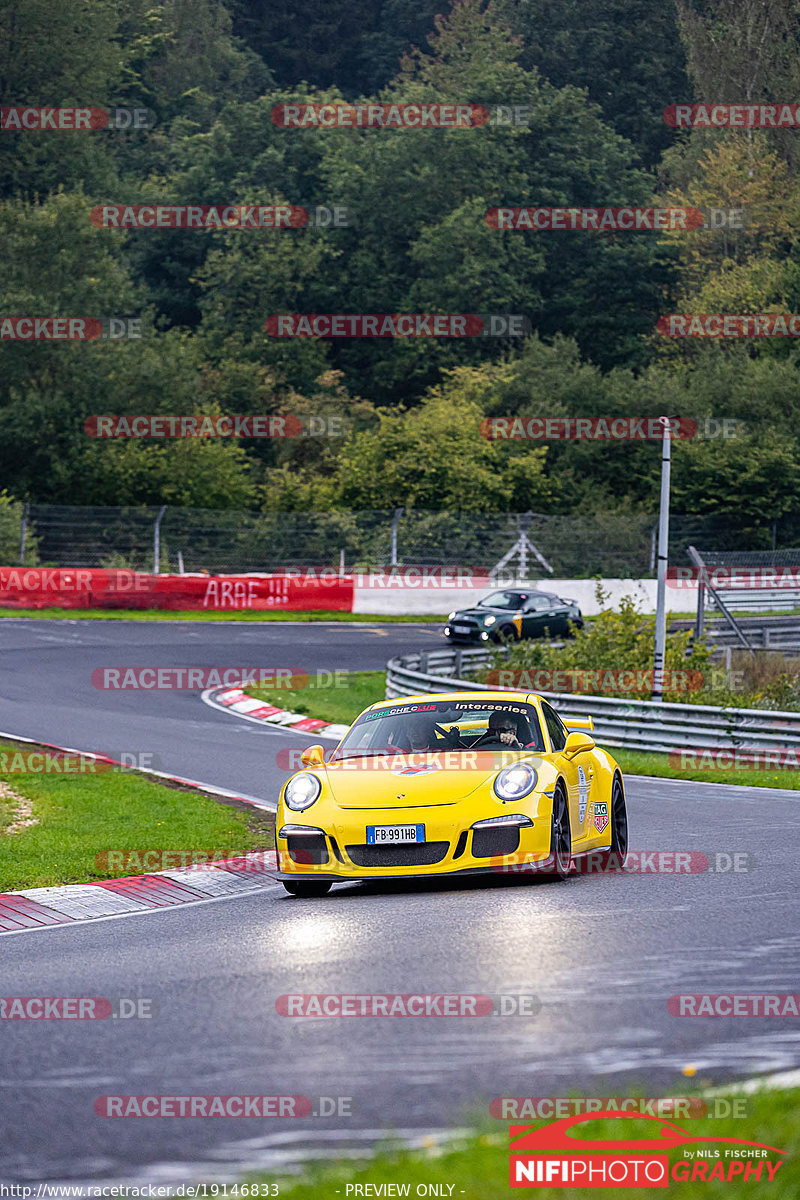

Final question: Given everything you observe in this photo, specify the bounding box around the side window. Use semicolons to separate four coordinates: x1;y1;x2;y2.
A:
542;702;567;751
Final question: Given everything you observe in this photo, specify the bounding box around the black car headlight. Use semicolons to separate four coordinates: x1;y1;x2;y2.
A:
493;762;538;802
283;772;322;811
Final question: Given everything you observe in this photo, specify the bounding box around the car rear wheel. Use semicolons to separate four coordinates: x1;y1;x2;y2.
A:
545;782;572;880
609;773;628;860
593;774;628;873
282;880;332;898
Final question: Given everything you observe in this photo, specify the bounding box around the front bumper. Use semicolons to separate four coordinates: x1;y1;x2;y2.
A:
444;624;487;642
276;802;553;881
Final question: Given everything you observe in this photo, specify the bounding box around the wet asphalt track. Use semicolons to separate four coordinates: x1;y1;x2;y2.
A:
0;618;799;1185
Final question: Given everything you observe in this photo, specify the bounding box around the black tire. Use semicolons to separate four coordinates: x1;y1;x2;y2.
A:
282;880;333;898
495;623;518;644
593;774;629;873
609;773;628;861
545;782;572;880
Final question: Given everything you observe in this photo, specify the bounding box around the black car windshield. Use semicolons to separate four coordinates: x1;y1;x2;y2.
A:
477;591;528;610
331;699;546;760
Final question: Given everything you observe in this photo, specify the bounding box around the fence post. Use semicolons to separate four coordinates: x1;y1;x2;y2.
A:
19;502;28;565
695;580;705;640
153;505;167;574
390;508;404;566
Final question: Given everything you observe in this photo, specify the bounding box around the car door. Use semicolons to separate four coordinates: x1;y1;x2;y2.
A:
541;701;593;845
522;595;550;638
538;595;568;638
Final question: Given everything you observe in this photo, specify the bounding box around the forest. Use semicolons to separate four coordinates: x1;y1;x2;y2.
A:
1;0;799;535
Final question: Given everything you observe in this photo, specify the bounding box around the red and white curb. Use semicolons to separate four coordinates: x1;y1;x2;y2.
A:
0;727;273;810
0;851;281;936
203;685;349;742
0;728;282;936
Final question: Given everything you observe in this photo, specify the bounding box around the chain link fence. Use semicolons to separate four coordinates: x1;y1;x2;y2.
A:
10;503;800;577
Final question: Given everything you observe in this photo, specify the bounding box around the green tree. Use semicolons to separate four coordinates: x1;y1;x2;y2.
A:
498;0;690;167
279;363;554;511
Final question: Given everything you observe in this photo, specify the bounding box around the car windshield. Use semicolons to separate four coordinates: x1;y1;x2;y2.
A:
331;700;545;760
477;591;528;610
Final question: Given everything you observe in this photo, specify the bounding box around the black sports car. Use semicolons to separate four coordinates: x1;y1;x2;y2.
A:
443;589;583;643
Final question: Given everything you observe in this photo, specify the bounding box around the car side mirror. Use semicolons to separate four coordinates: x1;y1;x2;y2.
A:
563;731;595;757
300;744;325;767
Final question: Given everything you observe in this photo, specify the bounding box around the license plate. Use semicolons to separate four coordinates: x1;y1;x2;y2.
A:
367;824;425;845
453;624;472;634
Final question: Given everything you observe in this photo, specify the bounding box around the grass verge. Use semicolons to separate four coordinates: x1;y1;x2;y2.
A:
245;670;387;726
248;1087;798;1198
0;607;445;623
613;747;800;790
245;671;799;789
0;739;273;891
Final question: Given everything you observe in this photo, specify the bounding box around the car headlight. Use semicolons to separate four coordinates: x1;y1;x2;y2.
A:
448;611;457;620
484;615;496;626
473;814;534;829
284;772;322;811
493;762;538;802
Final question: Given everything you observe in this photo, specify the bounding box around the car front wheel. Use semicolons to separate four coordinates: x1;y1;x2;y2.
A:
282;880;332;898
494;623;519;644
545;782;572;880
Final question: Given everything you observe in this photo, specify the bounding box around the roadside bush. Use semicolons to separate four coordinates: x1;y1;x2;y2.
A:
477;585;712;704
0;492;37;566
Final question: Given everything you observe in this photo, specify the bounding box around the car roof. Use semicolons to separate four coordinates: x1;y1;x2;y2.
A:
366;690;541;710
481;589;558;599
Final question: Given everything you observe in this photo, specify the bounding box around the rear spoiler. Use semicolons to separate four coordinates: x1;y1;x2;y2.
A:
564;716;594;731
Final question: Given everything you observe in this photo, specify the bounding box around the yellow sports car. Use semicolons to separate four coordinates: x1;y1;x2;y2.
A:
275;690;628;897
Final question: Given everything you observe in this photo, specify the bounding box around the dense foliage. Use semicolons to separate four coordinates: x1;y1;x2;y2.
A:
1;0;799;528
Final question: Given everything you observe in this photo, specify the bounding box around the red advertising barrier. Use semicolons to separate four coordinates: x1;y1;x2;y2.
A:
0;569;354;612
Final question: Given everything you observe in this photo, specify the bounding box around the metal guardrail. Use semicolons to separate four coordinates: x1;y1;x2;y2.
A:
385;650;800;754
702;618;800;654
710;591;800;613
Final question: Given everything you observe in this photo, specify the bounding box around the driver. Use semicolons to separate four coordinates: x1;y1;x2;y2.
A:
389;716;438;752
487;710;524;748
